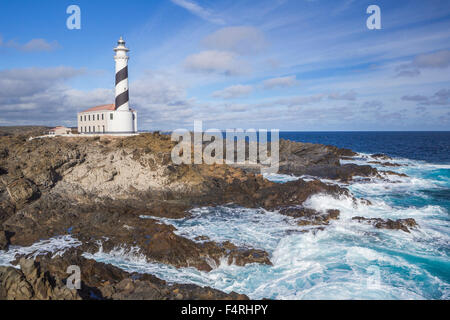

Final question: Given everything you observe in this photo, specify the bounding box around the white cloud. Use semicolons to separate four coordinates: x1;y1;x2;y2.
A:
413;50;450;69
212;84;253;99
395;69;421;78
273;94;325;108
0;67;84;98
328;90;356;101
263;76;297;89
395;50;450;77
203;26;267;55
0;66;112;126
170;0;225;25
0;66;196;129
2;38;60;52
184;50;249;75
402;89;450;106
132;71;188;106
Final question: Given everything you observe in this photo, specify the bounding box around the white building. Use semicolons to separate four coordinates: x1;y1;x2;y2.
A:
78;37;137;134
49;126;72;135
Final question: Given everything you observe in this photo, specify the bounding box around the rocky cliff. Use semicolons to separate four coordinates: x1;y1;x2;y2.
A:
0;127;414;300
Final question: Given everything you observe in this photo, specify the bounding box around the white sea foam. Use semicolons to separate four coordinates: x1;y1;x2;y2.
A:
344;152;450;170
97;154;450;299
87;190;450;299
0;235;81;267
148;206;300;251
263;173;300;183
1;154;448;300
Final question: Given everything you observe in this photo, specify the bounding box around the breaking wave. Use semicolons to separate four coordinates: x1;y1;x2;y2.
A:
114;153;450;299
0;235;81;268
1;152;448;300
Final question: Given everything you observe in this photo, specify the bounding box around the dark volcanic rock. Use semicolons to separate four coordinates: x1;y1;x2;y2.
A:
371;153;392;160
0;230;13;251
277;140;377;181
279;206;340;226
381;170;408;177
13;251;248;300
368;161;402;167
0;258;81;300
0;129;373;299
192;175;349;210
0;132;353;274
3;192;271;272
280;163;378;182
352;216;418;233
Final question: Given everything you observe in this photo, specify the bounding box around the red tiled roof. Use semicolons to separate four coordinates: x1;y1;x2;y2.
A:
80;104;136;113
81;104;116;113
50;126;69;131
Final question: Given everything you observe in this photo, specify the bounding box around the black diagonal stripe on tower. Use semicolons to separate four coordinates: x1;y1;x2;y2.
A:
115;90;129;109
115;66;128;85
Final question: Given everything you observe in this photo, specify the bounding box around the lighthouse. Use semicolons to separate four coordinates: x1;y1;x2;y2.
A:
77;36;137;134
114;36;130;111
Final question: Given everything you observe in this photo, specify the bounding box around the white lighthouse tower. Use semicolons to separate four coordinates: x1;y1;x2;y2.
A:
114;36;130;111
77;36;137;134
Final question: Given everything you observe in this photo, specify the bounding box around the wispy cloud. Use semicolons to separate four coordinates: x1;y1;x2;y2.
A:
328;90;356;101
402;89;450;106
170;0;225;25
212;84;253;99
396;50;450;77
203;26;267;55
0;36;60;52
184;50;249;76
263;76;298;89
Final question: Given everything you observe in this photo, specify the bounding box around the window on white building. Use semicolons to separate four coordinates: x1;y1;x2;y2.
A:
110;113;113;120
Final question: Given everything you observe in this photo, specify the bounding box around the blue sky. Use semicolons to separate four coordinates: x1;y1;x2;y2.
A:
0;0;449;130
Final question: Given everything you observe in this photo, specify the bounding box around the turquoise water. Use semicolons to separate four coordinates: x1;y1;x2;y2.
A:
83;153;448;299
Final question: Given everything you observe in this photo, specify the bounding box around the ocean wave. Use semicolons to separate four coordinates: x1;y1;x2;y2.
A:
1;154;448;300
344;152;450;170
262;173;300;183
135;192;450;299
0;235;81;267
147;206;300;251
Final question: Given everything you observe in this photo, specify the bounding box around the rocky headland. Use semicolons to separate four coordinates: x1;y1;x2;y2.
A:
0;127;418;299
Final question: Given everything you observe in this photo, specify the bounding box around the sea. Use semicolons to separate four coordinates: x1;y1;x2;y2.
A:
1;132;449;300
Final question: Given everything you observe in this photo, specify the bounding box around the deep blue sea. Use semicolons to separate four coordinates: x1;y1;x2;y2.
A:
279;131;450;164
1;132;449;299
82;132;450;299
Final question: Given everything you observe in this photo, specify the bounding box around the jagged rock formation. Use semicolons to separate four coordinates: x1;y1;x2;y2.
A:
352;217;418;233
0;127;419;299
0;258;81;300
0;253;247;300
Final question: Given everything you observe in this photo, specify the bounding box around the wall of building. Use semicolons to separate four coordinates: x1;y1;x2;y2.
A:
78;112;108;133
107;110;136;133
54;127;71;135
78;110;137;134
